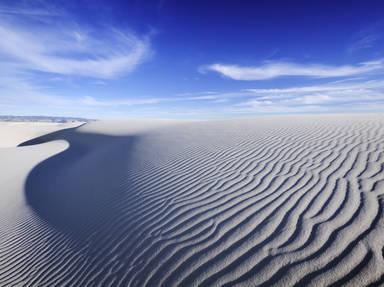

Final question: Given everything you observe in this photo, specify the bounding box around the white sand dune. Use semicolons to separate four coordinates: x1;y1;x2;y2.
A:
0;114;384;286
0;122;82;148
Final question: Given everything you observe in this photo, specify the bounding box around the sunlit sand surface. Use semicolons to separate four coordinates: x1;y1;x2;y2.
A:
0;114;383;286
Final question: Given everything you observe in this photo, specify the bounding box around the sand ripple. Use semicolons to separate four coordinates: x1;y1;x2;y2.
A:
0;115;384;286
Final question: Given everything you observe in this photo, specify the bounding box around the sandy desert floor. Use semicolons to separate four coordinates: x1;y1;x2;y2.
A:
0;114;383;286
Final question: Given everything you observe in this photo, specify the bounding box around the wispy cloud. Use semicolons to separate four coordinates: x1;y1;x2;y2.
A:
79;96;161;107
0;64;222;117
244;80;384;94
0;2;156;117
0;25;151;79
0;76;166;119
0;1;62;18
348;22;383;53
233;79;384;114
348;35;380;53
0;5;151;79
202;59;384;80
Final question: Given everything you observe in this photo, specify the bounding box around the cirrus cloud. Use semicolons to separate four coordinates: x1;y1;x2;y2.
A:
0;12;152;79
202;59;384;80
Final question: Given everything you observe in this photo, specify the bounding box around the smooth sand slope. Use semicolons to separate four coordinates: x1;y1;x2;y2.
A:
0;122;82;148
0;115;384;286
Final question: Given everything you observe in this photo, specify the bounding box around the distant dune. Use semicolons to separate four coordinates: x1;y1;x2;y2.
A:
0;115;92;123
0;114;384;286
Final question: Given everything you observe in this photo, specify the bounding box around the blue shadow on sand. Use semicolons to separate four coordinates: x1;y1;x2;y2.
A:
19;125;138;240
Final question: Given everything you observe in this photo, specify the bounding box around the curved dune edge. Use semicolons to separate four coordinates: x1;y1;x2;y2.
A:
0;114;384;286
0;122;82;148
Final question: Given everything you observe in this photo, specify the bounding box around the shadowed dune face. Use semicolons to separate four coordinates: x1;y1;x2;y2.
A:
20;127;139;238
2;115;384;286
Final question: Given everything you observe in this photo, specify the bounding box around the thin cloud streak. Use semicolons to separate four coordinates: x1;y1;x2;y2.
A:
235;79;384;114
203;59;384;80
245;80;384;94
347;21;384;53
0;17;151;79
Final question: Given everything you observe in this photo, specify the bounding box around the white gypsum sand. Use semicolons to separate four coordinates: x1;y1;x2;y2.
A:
0;122;82;148
0;114;383;286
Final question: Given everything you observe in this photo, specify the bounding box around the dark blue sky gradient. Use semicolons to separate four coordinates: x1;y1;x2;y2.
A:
0;0;383;118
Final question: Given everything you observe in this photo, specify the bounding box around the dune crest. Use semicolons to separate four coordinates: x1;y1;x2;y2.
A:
0;115;384;286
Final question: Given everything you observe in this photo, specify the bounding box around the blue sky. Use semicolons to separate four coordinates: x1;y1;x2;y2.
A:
0;0;383;119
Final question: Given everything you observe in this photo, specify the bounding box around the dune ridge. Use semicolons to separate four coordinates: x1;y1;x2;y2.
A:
0;115;384;286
